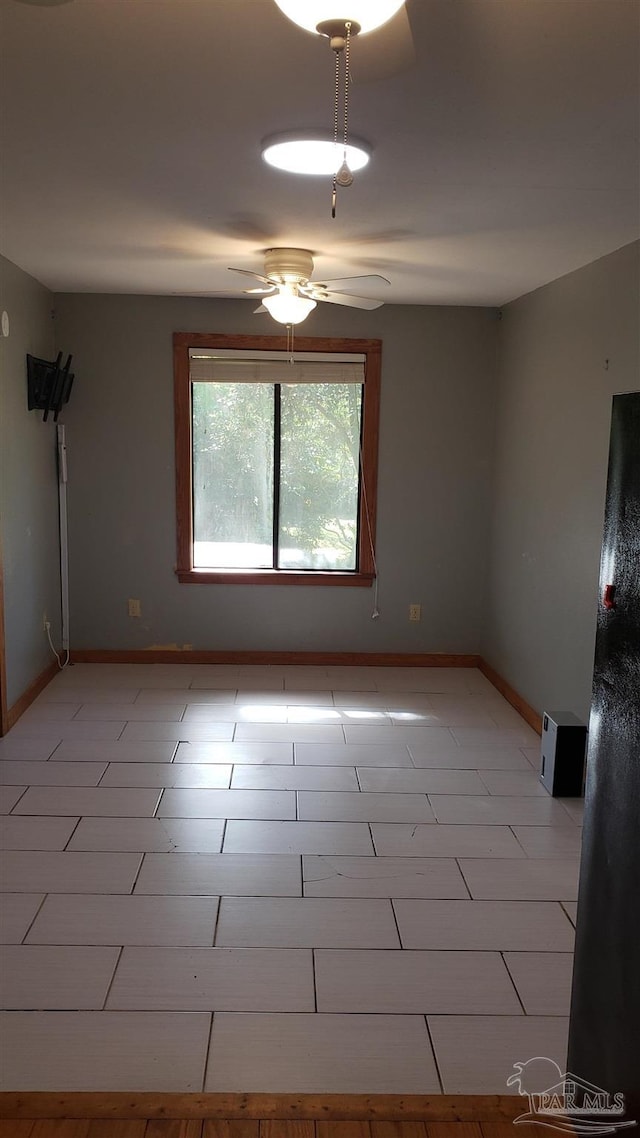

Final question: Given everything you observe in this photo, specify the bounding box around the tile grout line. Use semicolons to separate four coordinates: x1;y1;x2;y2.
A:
101;943;124;1010
62;816;83;851
200;1010;216;1094
312;947;318;1012
153;787;165;818
388;897;405;949
211;895;222;947
508;824;531;858
129;851;147;896
560;899;577;928
96;762;111;787
219;817;228;854
500;950;528;1015
19;892;49;945
455;857;474;899
476;770;494;794
70;701;84;721
7;786;30;813
456;860;477;900
423;1013;446;1094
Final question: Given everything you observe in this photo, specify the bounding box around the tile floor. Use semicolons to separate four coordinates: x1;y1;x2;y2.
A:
0;664;583;1094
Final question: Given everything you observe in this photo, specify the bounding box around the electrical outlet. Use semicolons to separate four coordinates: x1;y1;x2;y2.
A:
409;603;421;622
128;598;141;618
42;613;49;631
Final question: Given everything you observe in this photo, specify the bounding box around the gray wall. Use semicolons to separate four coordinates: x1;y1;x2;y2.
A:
53;295;498;653
5;244;637;690
482;242;640;720
0;256;60;707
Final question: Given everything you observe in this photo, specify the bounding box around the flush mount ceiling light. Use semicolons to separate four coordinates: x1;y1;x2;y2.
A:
273;1;405;36
262;133;370;176
273;2;405;217
262;287;317;326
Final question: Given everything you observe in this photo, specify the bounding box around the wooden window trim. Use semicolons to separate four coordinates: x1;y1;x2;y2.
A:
174;332;381;587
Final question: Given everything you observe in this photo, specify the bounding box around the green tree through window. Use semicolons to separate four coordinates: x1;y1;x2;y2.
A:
174;334;381;586
192;382;362;570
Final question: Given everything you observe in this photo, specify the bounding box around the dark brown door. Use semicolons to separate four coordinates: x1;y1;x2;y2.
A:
568;391;640;1119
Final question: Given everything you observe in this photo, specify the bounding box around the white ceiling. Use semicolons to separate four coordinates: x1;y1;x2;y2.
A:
1;0;638;306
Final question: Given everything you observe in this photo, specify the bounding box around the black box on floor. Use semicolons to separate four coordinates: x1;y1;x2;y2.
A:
540;711;587;797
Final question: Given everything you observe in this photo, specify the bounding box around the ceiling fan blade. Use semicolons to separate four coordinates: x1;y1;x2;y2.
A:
228;267;274;286
244;286;277;295
253;304;268;314
317;292;384;311
312;274;390;291
355;6;416;82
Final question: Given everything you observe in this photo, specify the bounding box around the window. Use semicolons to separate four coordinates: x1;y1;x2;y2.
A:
174;333;381;585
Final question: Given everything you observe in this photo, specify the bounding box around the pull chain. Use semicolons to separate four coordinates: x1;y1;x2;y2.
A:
331;43;340;218
343;22;351;162
331;21;354;217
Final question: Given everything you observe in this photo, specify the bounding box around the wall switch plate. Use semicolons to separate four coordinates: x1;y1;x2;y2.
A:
409;603;421;622
128;598;141;618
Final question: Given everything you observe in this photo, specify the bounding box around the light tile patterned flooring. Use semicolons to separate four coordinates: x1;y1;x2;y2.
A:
0;664;582;1094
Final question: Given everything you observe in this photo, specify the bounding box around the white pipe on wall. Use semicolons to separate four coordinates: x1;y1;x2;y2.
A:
57;424;70;653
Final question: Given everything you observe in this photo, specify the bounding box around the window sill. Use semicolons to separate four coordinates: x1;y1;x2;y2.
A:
176;568;375;587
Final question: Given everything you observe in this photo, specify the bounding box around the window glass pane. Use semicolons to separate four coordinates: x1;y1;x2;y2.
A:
278;383;362;570
192;383;274;568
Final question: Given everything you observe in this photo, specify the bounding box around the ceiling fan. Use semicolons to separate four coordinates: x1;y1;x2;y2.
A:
228;247;390;324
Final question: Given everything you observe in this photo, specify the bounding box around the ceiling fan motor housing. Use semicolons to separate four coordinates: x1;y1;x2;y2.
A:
265;247;314;284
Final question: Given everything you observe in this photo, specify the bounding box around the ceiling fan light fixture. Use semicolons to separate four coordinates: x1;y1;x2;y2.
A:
262;135;370;176
273;0;405;36
263;289;317;325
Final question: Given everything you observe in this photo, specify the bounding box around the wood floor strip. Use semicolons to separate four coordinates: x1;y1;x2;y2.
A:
260;1124;316;1138
0;1125;557;1138
480;1126;549;1138
144;1122;204;1137
0;1122;35;1137
0;1095;525;1122
204;1125;260;1138
371;1124;427;1138
427;1126;482;1138
317;1124;372;1138
30;1123;92;1137
87;1124;147;1137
